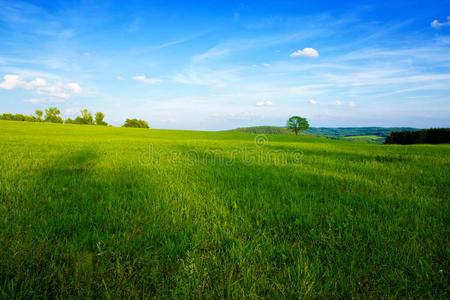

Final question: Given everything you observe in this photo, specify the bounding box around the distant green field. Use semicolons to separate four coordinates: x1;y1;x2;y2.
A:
227;125;419;139
0;120;448;298
342;135;386;144
228;126;294;135
227;126;423;144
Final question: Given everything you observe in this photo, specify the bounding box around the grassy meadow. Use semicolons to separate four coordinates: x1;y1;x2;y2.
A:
0;120;448;298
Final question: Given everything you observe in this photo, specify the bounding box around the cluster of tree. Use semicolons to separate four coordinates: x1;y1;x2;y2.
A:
0;108;108;126
65;109;107;125
0;109;56;122
385;128;450;144
43;107;64;123
1;107;151;128
0;113;40;122
122;118;150;128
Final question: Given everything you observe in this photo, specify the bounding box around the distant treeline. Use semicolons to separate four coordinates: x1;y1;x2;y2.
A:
227;126;420;138
0;113;40;122
306;127;419;137
385;128;450;144
0;107;150;128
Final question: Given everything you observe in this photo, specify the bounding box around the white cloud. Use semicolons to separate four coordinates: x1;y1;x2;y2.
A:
0;75;48;90
335;100;342;105
24;98;45;103
28;78;47;88
348;101;356;108
0;75;27;89
431;17;450;28
64;108;78;115
227;111;254;120
309;99;319;104
263;63;271;67
173;66;244;87
290;48;319;57
132;75;162;84
116;76;125;81
49;92;70;99
64;83;81;93
84;52;91;57
192;47;229;62
37;85;69;99
256;100;273;106
0;74;81;101
37;85;59;93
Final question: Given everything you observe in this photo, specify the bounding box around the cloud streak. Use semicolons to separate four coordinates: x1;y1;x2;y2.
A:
132;76;162;84
431;17;450;28
290;48;319;57
256;101;273;106
24;98;45;103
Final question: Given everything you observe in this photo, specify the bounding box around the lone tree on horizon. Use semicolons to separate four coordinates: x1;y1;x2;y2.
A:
287;116;309;136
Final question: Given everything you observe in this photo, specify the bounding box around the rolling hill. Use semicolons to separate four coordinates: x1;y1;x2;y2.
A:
227;126;419;137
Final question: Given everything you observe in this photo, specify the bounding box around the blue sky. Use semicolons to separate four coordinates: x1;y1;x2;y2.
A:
0;0;449;130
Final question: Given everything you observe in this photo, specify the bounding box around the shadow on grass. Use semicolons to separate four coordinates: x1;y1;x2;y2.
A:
0;147;447;298
0;147;196;298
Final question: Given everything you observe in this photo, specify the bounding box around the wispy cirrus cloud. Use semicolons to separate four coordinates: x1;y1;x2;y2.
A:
132;76;162;84
127;17;142;33
431;17;450;28
256;100;273;106
24;98;45;103
173;66;245;87
192;47;230;62
189;25;324;64
130;31;210;55
64;108;79;115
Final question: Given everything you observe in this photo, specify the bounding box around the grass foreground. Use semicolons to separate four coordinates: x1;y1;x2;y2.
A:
0;120;448;298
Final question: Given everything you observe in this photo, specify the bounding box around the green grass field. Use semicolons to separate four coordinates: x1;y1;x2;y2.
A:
0;120;448;298
342;135;386;144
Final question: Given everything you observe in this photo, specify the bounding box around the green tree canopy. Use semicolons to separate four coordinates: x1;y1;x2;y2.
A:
95;112;107;126
122;118;149;128
35;110;43;121
1;113;36;122
81;109;94;124
73;109;94;125
44;107;63;123
287;116;309;136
